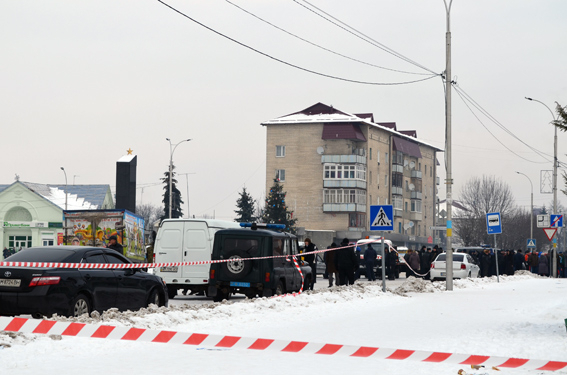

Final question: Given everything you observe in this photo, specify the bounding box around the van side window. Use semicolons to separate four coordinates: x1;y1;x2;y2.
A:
273;238;283;256
224;238;259;256
283;239;291;255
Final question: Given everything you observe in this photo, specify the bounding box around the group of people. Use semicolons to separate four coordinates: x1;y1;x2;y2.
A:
2;247;21;259
469;248;565;278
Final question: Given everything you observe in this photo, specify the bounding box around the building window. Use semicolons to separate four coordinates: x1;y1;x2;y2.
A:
276;169;285;181
392;151;403;165
418;225;421;236
384;175;388;186
398;222;402;233
411;225;415;235
405;202;408;212
323;164;366;181
276;145;286;157
323;189;366;205
425;165;427;175
369;148;372;160
349;213;366;228
419;162;421;171
385;152;389;164
411;200;422;212
392;173;403;188
377;150;380;163
9;235;32;249
376;197;380;204
369;171;372;185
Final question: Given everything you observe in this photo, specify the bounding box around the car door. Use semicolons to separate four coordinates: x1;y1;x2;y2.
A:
467;254;480;277
79;251;117;312
105;252;147;311
288;239;304;291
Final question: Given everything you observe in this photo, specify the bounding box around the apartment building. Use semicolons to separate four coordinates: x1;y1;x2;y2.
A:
262;102;443;248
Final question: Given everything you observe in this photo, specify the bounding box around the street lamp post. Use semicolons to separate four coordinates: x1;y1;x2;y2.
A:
60;167;68;245
516;171;534;241
525;97;558;277
166;138;191;219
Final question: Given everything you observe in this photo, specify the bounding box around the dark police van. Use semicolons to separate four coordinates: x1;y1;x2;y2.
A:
208;223;313;302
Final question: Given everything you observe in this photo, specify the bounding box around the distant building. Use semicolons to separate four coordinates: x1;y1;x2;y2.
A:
262;102;443;248
0;181;113;257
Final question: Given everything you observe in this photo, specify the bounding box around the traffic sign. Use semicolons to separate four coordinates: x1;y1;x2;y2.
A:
370;205;393;231
550;214;563;228
537;215;550;228
486;212;502;234
526;238;536;248
543;228;557;241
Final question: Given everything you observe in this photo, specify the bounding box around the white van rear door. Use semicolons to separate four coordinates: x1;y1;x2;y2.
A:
182;224;211;283
154;221;184;278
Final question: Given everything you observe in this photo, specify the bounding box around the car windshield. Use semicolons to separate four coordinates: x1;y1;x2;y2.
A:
436;254;464;262
3;248;76;262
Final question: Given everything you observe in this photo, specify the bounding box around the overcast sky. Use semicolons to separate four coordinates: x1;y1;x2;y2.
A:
1;0;566;221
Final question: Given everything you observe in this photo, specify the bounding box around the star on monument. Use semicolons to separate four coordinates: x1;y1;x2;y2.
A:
127;148;133;155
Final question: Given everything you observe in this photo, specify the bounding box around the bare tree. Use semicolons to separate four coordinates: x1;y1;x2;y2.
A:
455;175;516;246
136;203;162;232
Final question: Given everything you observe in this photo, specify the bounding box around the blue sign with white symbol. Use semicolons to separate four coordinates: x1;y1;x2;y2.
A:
486;212;502;234
526;238;536;248
370;205;393;231
550;214;563;228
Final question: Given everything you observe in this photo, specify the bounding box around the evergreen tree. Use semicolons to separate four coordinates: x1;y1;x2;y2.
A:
261;178;297;232
161;164;184;220
234;187;256;223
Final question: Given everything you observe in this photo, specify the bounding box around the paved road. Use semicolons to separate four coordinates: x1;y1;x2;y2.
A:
169;274;411;307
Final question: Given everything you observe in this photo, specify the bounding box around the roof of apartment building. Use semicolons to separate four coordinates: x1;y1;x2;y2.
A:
261;102;443;153
0;181;112;210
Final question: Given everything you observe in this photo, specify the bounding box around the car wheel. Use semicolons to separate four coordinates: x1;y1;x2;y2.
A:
147;288;160;307
221;249;252;279
167;286;178;299
71;294;91;317
213;289;230;302
274;280;285;296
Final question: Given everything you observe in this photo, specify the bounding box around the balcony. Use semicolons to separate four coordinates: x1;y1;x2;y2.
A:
321;155;366;164
323;180;367;189
392;164;404;173
410;191;422;199
410;212;422;221
391;186;403;196
411;170;422;179
323;203;366;213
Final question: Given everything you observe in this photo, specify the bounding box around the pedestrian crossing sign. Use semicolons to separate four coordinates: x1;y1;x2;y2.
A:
370;205;394;231
526;238;536;248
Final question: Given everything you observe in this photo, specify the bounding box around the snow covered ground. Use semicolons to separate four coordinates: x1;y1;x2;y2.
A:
1;273;566;375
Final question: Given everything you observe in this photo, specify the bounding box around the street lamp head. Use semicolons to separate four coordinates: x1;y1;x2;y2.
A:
166;138;170;141
185;138;192;142
60;166;65;171
525;97;533;101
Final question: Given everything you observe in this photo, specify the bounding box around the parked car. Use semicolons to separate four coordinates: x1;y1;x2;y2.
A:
208;224;313;301
0;246;168;318
356;238;393;277
430;253;480;281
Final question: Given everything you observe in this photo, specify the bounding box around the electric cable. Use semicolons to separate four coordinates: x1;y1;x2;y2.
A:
157;0;439;86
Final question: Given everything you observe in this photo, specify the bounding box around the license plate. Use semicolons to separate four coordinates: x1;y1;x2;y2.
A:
0;279;21;287
229;281;250;288
440;272;446;276
160;266;178;272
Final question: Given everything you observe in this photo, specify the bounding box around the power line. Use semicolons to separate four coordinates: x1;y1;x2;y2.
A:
291;0;439;76
225;0;430;76
157;0;439;86
453;85;549;164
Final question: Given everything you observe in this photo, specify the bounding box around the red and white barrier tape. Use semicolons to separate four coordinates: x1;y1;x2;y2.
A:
0;317;564;371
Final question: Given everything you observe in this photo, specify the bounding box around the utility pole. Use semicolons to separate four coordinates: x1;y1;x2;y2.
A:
443;0;454;291
166;138;191;219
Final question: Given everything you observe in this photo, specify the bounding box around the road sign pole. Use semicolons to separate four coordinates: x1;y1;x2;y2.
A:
381;232;386;292
494;234;500;283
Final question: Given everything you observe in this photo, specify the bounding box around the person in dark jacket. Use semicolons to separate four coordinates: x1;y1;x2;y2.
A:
480;248;492;277
364;244;377;281
302;238;317;290
538;252;549;277
513;249;525;272
107;235;123;253
335;238;357;286
504;250;515;275
324;243;339;287
419;246;431;279
387;247;397;280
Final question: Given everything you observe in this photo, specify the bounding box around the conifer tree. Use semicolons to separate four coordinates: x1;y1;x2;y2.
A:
161;164;184;220
261;178;297;232
234;187;256;223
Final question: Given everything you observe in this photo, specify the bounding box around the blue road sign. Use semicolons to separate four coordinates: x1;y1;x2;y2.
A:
526;238;536;248
550;214;563;228
486;212;502;234
370;205;394;231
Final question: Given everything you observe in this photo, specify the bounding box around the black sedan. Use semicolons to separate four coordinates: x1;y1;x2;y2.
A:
0;246;168;318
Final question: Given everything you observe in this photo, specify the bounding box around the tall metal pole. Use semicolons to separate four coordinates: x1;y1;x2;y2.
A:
444;0;454;291
516;171;534;241
179;172;196;218
166;138;191;219
60;167;68;245
525;97;558;277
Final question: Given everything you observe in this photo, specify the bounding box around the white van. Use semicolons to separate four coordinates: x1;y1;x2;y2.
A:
154;219;241;299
